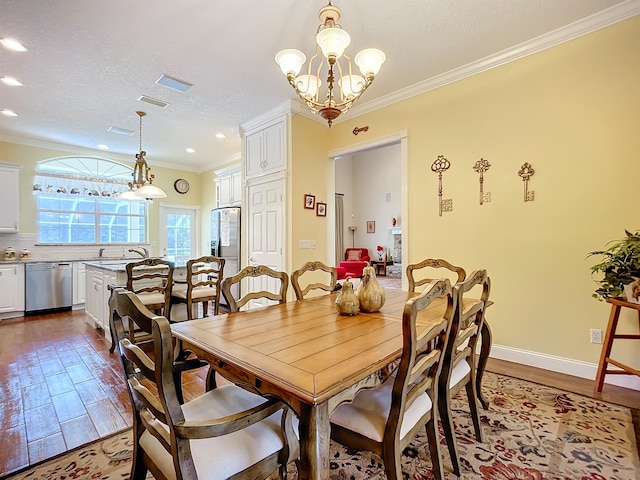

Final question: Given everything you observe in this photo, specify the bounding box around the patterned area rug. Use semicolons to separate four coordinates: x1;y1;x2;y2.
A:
5;372;639;480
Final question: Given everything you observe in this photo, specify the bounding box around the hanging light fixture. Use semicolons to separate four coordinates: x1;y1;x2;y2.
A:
275;2;385;127
122;111;167;200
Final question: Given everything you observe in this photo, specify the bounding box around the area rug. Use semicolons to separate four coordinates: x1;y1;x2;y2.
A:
4;372;639;480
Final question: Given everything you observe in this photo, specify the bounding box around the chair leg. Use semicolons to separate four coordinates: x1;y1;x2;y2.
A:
382;443;403;480
438;391;461;476
465;379;484;442
425;415;445;480
109;338;116;354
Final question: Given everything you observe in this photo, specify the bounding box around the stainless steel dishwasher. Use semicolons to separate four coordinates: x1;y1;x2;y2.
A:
25;262;73;314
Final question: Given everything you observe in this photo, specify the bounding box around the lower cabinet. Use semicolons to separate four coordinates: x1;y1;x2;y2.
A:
73;261;86;305
0;263;25;314
85;265;126;344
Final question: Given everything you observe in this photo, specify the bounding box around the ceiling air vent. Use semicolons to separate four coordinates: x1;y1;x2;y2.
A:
156;74;193;92
137;95;169;108
108;126;135;136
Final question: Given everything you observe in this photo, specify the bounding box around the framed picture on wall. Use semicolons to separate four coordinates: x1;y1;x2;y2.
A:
304;194;315;209
367;220;375;233
316;202;326;217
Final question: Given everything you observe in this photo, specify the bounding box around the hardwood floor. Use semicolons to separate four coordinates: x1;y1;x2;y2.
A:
0;308;637;477
0;309;206;477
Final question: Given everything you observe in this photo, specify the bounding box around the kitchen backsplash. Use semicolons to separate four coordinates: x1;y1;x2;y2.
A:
0;233;152;261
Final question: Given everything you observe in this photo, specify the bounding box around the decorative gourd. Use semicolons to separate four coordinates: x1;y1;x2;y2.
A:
335;278;359;315
357;262;386;312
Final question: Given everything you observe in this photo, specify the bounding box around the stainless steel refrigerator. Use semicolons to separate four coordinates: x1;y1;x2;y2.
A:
211;206;240;310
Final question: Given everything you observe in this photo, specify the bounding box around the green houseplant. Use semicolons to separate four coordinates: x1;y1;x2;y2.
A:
588;230;640;301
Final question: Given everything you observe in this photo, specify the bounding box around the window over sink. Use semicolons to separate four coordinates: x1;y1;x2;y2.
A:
35;157;148;245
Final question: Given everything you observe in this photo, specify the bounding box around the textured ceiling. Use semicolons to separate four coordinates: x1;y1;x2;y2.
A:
0;0;635;172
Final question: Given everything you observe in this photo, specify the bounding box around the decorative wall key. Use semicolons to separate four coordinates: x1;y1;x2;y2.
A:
473;158;491;205
431;155;451;216
518;162;535;202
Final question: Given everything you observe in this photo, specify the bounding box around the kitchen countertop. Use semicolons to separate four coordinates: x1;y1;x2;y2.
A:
2;257;146;265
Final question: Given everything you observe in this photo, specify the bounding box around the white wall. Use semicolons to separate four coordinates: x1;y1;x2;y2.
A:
335;144;401;258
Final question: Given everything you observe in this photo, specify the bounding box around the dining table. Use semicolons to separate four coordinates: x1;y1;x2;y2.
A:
171;289;491;480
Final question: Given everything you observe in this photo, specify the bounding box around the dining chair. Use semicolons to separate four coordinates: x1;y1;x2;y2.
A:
112;288;299;480
221;265;289;312
109;287;208;404
169;256;225;320
329;279;457;480
406;258;466;292
438;269;491;477
108;258;174;354
126;257;174;316
291;261;338;300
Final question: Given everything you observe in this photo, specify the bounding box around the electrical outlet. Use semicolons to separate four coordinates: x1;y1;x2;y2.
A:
590;328;603;344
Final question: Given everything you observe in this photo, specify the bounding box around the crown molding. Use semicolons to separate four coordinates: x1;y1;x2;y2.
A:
339;0;640;123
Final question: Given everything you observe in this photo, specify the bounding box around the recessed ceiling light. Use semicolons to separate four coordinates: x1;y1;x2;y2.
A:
156;74;193;92
108;126;135;136
137;95;169;108
1;109;18;116
215;133;226;139
0;38;27;52
1;76;23;86
186;148;195;153
98;144;109;150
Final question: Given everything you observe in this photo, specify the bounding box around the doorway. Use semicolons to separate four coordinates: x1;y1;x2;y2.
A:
159;205;200;264
330;131;408;289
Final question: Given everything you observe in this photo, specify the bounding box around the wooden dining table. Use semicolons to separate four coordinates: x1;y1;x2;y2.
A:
171;289;490;480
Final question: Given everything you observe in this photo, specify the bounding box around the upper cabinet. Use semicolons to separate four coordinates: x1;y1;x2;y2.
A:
0;162;22;232
245;116;286;179
215;164;242;207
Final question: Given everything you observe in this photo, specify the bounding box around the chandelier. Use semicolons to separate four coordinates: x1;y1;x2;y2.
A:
120;111;167;200
275;2;385;127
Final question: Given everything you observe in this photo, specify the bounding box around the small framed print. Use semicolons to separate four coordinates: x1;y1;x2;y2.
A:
366;220;375;233
304;194;315;209
316;202;326;217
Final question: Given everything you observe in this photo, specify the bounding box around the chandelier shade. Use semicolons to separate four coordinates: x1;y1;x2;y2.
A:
275;2;385;127
275;49;306;76
315;27;350;59
355;48;386;76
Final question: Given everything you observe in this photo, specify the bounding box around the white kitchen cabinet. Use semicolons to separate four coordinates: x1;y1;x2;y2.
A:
73;261;86;305
85;265;125;334
245;117;286;178
0;162;21;232
215;164;242;207
0;263;25;314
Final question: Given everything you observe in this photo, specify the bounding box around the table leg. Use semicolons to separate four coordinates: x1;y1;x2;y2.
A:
595;304;621;392
298;402;330;480
477;320;492;409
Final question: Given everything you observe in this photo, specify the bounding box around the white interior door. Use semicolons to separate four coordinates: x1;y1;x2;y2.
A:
159;205;200;266
246;177;284;309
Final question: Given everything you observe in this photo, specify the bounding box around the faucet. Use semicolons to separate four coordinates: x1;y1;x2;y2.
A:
128;247;149;258
98;247;106;258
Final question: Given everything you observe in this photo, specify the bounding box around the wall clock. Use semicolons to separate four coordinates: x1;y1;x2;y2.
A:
174;178;190;194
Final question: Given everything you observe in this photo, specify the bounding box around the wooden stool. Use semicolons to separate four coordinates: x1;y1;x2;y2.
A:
594;297;640;392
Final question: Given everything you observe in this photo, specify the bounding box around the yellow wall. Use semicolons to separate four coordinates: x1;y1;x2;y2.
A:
293;17;640;368
288;115;331;272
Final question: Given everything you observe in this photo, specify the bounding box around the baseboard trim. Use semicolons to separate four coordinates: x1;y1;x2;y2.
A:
491;344;640;391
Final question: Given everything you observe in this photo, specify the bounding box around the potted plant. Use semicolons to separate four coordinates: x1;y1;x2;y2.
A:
588;230;640;302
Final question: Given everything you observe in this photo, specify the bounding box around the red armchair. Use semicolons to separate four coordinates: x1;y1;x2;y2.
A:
339;248;370;278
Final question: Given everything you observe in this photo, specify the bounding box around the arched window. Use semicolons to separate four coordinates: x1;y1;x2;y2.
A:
35;157;147;245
